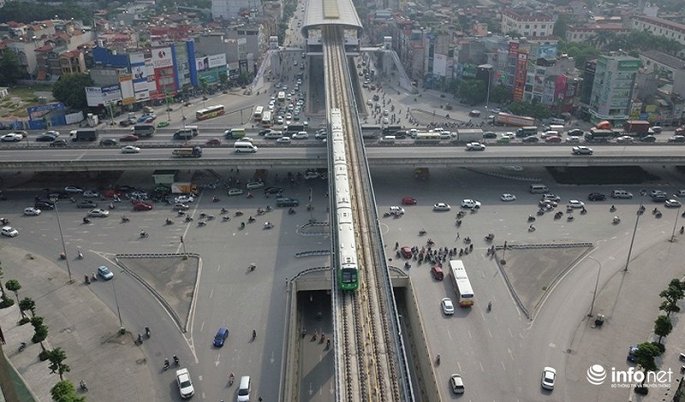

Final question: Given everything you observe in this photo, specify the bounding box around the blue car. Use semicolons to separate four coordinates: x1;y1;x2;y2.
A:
97;265;114;280
213;327;229;347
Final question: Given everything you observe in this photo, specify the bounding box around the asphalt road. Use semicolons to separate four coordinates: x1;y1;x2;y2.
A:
372;165;685;401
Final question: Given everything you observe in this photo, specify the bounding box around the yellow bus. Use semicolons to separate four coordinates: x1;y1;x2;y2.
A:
195;105;225;121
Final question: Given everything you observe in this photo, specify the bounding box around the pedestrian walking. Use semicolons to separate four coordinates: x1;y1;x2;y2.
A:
456;232;460;240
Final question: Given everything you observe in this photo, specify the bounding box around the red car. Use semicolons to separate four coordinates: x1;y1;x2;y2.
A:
400;246;413;259
401;196;417;205
206;138;221;146
132;201;153;211
120;134;139;142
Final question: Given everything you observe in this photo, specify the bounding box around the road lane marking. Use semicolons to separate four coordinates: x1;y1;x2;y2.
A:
479;361;484;372
446;328;453;340
209;287;214;299
488;328;493;338
200;321;205;332
508;348;514;361
501;360;506;370
508;328;513;338
467;329;472;339
216;264;221;272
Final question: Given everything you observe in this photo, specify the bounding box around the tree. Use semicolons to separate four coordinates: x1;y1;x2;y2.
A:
47;348;71;381
50;380;85;402
31;316;48;350
458;79;486;105
0;50;25;85
659;279;685;317
654;315;673;345
19;297;36;318
490;85;511;104
553;15;570;38
4;279;22;317
634;342;662;394
52;73;94;110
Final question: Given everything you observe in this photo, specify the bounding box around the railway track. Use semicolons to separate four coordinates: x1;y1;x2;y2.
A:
323;26;401;402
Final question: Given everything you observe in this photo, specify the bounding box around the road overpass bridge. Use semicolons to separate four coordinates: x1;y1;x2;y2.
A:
0;145;684;172
301;0;362;54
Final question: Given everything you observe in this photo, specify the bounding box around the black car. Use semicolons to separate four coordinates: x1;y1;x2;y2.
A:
567;129;584;137
588;192;607;201
34;200;55;210
522;136;539;143
264;186;284;195
100;138;118;146
483;131;497;139
36;134;57;142
77;200;97;208
259;129;271;136
49;138;68;147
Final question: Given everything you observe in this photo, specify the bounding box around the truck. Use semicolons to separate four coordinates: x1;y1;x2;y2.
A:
171;146;202;158
584;128;616;143
623;120;651;136
171;182;197;194
72;129;98;141
493;112;536;127
452;128;483;143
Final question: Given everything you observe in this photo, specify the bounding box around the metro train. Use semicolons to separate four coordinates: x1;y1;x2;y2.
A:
330;108;359;291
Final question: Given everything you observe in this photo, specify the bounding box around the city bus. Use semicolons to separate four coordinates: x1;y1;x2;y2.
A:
449;260;474;307
253;106;264;121
132;124;156;138
195;105;225;121
414;132;443;143
277;91;286;102
261;110;272;127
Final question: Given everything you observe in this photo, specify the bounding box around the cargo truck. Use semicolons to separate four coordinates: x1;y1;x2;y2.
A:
622;120;651;136
493;112;536;127
72;129;98;141
452;128;483;143
171;182;197;194
171;146;202;158
584;128;616;143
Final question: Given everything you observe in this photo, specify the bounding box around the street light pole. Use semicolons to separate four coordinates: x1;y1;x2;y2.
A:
485;67;492;109
54;202;73;283
587;256;602;317
670;203;681;242
624;207;643;272
112;276;124;334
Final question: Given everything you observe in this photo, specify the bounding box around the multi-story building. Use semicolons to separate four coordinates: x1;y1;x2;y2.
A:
587;54;641;123
638;50;685;99
631;15;685;51
501;9;556;38
565;22;630;43
211;0;258;20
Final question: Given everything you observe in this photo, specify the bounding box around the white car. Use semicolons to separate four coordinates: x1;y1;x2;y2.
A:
567;200;585;209
176;368;195;399
389;206;405;215
1;226;18;237
246;181;265;190
465;142;486;151
616;135;634;144
665;199;682;208
0;133;23;142
121;145;141;154
441;298;455;315
292;131;309;139
500;193;516;202
174;195;195;204
461;199;481;209
450;373;465;394
502;132;515;139
64;185;84;193
276;116;284;124
565;136;581;143
276;136;292;144
572;146;593;155
541;367;556;390
24;207;41;216
227;188;244;196
304;171;320;180
433;202;451;211
88;208;110;217
82;190;99;198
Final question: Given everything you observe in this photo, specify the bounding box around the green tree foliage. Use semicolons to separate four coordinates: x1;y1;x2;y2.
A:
47;348;71;381
5;279;23;318
0;50;25;85
0;1;91;24
490;85;511;104
654;315;673;344
458;79;486;105
553;15;570;38
635;342;661;385
558;42;601;69
50;380;85;402
508;101;551;119
659;279;685;317
52;73;93;111
19;297;36;317
31;316;48;349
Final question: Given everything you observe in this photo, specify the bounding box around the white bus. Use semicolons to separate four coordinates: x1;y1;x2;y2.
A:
414;132;443;143
277;91;286;102
449;260;474;307
261;110;272;127
253;106;264;121
234;141;258;153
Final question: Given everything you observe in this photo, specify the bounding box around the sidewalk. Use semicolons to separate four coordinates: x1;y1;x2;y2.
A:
566;236;685;401
0;245;154;402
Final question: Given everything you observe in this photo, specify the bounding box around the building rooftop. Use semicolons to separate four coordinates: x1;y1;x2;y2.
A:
633;15;685;34
641;50;685;70
302;0;363;35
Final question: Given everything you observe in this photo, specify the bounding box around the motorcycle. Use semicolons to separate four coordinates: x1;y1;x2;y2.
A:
18;342;27;352
198;221;206;227
240;222;246;229
248;216;255;223
173;355;179;367
580;208;587;215
145;327;151;338
162;359;170;371
404;262;411;269
139;231;148;239
212;196;220;203
248;263;256;272
79;380;88;392
185;216;193;222
419;229;427;236
610;205;616;212
264;222;273;229
84;274;90;284
77;250;83;259
613;216;621;224
220;208;228;214
83;217;91;224
288;208;296;215
528;225;536;232
235;211;244;217
121;216;129;223
60;252;66;260
485;233;494;242
108;203;115;210
528;215;536;222
165;218;173;225
222;216;231;222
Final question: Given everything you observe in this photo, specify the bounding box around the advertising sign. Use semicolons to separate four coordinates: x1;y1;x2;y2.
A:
101;85;122;104
130;52;149;102
196;57;208;72
119;74;135;105
152;47;173;69
432;54;447;77
85;87;103;107
208;53;226;69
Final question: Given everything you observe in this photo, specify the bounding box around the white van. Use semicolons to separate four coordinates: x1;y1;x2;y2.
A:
234;141;258;153
529;184;549;194
548;124;565;132
379;135;396;144
264;130;283;139
237;376;251;402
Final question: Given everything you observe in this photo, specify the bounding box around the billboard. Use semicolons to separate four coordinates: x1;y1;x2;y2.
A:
119;74;135;105
432;54;447;77
152;47;173;69
101;85;122;104
130;52;150;102
85;87;103;107
196;54;227;72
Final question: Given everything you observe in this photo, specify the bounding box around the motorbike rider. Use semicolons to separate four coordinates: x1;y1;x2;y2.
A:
252;329;257;340
163;358;170;369
173;355;179;366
